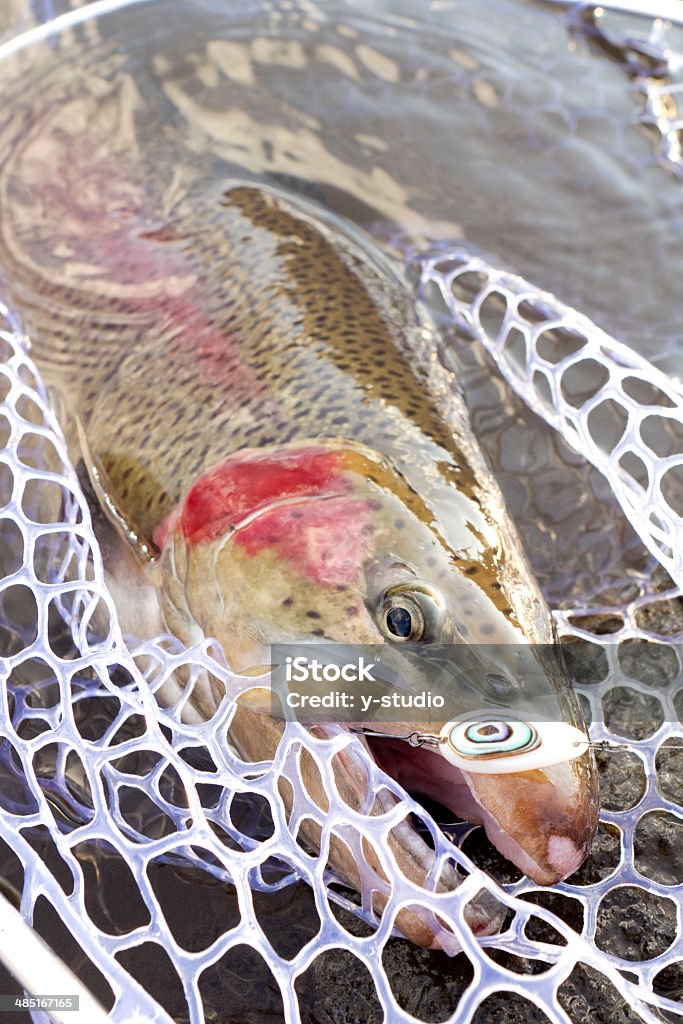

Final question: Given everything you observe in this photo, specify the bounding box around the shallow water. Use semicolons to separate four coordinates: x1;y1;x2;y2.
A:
0;0;679;602
0;0;682;367
0;1;681;1022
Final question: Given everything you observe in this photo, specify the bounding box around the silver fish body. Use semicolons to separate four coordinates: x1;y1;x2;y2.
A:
23;182;598;947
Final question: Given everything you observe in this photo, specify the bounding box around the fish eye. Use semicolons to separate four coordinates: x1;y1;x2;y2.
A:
385;600;423;640
378;584;444;642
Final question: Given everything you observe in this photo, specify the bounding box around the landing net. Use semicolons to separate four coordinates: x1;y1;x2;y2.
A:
0;2;681;1023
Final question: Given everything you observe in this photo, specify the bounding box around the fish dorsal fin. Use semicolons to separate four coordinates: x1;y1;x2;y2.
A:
76;418;158;565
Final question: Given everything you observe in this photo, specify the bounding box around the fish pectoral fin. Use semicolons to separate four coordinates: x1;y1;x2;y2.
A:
76;417;158;566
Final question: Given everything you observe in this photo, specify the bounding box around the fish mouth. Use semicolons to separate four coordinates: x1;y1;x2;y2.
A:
359;733;599;886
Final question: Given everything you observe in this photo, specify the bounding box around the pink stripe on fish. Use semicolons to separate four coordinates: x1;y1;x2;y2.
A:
42;139;265;399
154;446;347;547
236;494;375;585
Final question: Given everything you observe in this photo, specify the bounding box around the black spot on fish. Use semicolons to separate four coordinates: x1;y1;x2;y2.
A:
311;628;325;637
306;610;321;619
282;597;294;607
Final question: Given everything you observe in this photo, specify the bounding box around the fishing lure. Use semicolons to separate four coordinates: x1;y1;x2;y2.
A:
353;715;589;774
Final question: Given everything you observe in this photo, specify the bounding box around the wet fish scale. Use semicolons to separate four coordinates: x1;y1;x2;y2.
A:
69;187;475;534
24;178;598;934
28;176;552;655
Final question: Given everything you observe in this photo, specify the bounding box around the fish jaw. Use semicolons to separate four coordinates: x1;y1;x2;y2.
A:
366;737;599;885
228;706;504;949
459;753;599;884
316;729;506;948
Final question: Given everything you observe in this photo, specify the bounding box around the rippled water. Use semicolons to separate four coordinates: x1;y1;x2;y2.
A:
0;1;681;1021
0;0;680;604
0;0;682;358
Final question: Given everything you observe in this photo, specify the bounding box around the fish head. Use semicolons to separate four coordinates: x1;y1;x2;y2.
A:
154;439;454;659
155;439;599;885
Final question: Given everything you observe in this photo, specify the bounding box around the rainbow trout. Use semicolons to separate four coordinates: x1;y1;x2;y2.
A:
25;181;598;948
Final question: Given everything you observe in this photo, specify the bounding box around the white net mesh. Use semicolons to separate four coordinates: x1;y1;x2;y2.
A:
417;249;683;591
1;263;682;1021
0;1;682;1023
